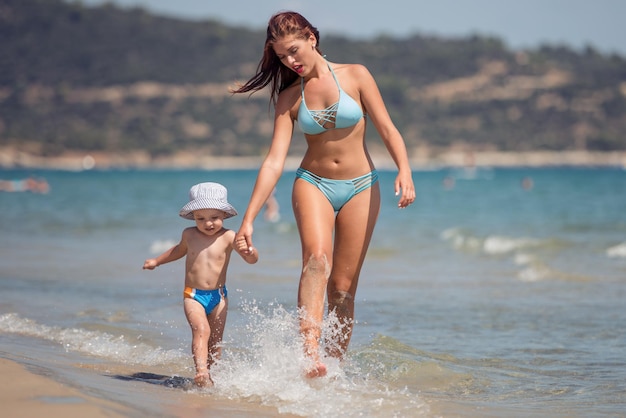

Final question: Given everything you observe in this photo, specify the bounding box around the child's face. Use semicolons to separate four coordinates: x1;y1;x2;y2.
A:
192;208;226;236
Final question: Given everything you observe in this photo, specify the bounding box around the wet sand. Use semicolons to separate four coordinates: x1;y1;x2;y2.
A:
0;355;302;418
0;358;132;418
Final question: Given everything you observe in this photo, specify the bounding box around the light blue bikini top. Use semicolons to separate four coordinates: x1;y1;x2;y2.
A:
297;62;364;135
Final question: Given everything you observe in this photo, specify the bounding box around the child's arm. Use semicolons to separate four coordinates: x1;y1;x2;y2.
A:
143;232;188;270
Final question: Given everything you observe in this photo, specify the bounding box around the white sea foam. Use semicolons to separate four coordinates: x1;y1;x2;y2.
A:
483;235;540;255
440;228;482;251
518;264;553;282
441;228;541;255
0;313;185;365
514;252;536;265
606;242;626;258
149;239;177;254
442;228;559;282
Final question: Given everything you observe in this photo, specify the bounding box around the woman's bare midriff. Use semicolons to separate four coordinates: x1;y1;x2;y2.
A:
299;122;374;179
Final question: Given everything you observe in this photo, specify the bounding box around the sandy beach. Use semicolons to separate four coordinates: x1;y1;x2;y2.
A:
0;354;305;418
0;357;132;418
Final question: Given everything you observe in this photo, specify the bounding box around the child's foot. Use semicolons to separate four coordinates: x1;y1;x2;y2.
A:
194;371;213;387
305;361;327;378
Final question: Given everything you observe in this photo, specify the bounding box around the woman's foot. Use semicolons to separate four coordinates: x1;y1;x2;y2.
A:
194;371;213;387
305;361;327;378
302;322;326;377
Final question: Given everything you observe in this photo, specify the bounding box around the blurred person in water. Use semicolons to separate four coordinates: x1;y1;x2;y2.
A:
0;176;49;193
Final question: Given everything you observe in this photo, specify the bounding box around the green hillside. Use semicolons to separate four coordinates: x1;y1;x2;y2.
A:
1;0;625;163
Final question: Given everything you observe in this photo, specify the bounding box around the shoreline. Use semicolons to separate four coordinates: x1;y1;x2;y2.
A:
1;147;626;171
0;353;303;418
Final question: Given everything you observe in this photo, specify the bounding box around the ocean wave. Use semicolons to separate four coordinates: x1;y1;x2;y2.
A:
0;313;185;365
440;228;590;282
606;242;626;258
350;334;475;393
512;252;551;282
441;228;544;255
149;239;177;254
517;264;554;282
483;235;542;255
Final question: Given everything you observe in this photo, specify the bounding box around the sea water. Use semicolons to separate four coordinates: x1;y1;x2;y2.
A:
0;167;625;417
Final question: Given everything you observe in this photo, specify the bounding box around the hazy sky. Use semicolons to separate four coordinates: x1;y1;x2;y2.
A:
80;0;626;55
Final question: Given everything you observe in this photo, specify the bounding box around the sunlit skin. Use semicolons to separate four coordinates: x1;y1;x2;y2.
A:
235;17;415;378
144;208;258;386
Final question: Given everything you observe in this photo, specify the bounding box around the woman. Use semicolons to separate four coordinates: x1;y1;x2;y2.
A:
232;11;415;378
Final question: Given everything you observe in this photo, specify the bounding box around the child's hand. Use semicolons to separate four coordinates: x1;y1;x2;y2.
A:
235;236;253;254
143;259;158;270
235;235;258;263
235;223;254;254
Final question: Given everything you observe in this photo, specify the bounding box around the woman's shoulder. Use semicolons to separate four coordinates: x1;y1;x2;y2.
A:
331;61;370;75
331;62;374;91
332;62;373;86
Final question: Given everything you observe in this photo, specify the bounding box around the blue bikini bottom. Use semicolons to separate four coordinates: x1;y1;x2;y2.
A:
295;168;379;211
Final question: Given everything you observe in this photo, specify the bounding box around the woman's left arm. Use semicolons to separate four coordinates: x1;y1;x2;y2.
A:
356;65;415;208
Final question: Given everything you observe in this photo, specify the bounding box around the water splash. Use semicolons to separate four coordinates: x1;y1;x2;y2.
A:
210;301;429;417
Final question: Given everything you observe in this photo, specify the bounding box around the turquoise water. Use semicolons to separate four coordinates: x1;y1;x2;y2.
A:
1;167;625;417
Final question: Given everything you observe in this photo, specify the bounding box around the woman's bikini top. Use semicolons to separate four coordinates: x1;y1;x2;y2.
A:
297;62;364;136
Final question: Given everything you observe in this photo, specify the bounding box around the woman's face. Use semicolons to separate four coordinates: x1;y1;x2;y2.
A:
273;34;317;76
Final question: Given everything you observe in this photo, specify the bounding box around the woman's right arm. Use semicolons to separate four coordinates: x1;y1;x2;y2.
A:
236;94;295;250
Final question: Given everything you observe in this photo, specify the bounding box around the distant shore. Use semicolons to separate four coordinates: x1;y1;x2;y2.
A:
1;147;625;171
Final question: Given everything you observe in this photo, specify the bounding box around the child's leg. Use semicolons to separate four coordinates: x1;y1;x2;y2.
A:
183;298;212;386
207;296;228;369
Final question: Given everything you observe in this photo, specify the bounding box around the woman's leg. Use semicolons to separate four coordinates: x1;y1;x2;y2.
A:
328;182;380;357
292;178;335;376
